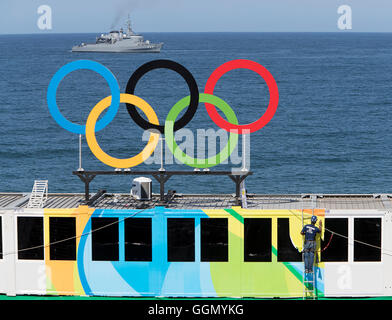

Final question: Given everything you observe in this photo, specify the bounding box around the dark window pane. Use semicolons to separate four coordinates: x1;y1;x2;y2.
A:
0;216;2;259
125;218;152;261
321;218;348;262
49;217;76;261
354;218;381;262
201;218;228;262
277;218;302;262
167;218;195;262
244;218;271;262
91;218;119;261
17;217;44;260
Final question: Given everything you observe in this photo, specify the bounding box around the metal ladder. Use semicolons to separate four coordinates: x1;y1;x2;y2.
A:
27;180;48;208
303;270;316;299
302;209;317;300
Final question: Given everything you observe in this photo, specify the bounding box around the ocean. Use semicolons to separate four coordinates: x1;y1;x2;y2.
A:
0;32;391;195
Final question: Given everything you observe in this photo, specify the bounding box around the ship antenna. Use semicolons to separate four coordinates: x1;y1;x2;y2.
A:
127;14;133;35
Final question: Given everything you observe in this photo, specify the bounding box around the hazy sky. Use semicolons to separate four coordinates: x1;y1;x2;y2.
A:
0;0;391;34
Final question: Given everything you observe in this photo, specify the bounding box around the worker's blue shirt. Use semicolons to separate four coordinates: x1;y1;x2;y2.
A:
301;224;321;241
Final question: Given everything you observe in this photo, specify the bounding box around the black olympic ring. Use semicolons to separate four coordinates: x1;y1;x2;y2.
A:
125;59;199;134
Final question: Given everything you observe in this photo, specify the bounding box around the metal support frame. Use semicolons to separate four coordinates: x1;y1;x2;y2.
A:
228;174;249;203
73;170;253;206
77;173;96;202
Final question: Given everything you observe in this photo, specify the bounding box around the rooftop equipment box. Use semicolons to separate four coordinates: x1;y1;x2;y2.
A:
130;177;152;200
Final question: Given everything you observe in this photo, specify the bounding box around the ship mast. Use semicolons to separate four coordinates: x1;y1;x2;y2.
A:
126;14;134;35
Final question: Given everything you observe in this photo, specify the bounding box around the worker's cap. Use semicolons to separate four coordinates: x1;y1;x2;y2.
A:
311;215;318;223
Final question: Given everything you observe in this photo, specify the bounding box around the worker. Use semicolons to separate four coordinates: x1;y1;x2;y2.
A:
300;215;322;273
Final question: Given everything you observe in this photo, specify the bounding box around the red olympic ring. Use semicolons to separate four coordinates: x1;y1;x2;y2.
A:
204;59;279;134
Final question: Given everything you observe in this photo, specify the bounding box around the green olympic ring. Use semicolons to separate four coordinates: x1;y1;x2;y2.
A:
165;93;239;168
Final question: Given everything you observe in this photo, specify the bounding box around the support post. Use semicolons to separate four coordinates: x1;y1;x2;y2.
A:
72;170;253;204
78;134;83;171
74;172;96;201
152;172;172;201
159;137;165;172
228;173;252;206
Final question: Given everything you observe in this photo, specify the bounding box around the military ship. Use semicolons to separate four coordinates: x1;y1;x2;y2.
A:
72;17;163;53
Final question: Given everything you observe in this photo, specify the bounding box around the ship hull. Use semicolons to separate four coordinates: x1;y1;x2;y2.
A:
72;43;163;53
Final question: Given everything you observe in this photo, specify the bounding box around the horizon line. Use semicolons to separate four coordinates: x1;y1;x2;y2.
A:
1;31;392;36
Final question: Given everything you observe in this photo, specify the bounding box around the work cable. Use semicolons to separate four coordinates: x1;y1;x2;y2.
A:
2;205;392;258
289;209;392;257
1;198;160;257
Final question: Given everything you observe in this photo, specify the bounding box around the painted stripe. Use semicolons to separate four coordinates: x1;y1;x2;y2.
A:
224;208;244;223
228;208;304;286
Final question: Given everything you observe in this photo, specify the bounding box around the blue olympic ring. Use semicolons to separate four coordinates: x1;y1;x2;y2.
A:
47;60;120;134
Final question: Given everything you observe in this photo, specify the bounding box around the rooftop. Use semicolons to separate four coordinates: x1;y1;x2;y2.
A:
0;192;391;210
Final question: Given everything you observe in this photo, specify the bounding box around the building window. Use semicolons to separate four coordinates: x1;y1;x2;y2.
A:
17;217;44;260
244;218;271;262
321;218;348;262
125;218;152;261
201;218;228;262
277;218;302;262
49;217;76;261
354;218;381;262
91;217;119;261
167;218;195;262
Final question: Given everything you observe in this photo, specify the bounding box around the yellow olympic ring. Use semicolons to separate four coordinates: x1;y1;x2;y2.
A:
85;93;160;168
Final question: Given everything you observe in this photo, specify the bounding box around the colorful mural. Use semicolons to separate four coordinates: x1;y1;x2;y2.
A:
40;206;325;298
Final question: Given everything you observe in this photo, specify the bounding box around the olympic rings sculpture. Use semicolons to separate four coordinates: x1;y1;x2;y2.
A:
47;59;279;169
